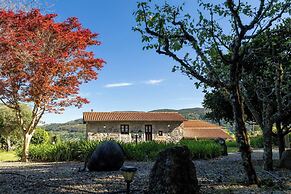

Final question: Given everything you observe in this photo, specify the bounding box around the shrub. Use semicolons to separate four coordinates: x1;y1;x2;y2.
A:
250;135;264;148
31;128;50;145
121;141;175;161
180;140;222;159
25;140;224;162
226;140;237;147
18;140;100;162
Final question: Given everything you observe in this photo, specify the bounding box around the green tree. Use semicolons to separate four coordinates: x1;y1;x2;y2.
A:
0;104;31;151
203;89;253;125
242;19;291;166
0;10;104;162
202;19;291;170
134;0;290;183
31;127;50;145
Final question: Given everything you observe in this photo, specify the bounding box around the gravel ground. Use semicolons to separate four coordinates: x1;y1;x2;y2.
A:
0;150;290;194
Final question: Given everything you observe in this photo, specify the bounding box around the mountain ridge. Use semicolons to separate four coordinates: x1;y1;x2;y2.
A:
43;107;207;131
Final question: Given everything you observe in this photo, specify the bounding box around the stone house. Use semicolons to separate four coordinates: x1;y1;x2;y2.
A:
83;112;232;143
83;112;186;143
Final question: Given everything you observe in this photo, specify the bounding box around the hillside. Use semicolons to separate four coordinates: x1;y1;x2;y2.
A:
149;107;206;120
43;108;206;131
43;118;85;132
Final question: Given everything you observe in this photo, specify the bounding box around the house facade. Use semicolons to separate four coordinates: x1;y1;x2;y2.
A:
83;112;186;143
83;112;232;143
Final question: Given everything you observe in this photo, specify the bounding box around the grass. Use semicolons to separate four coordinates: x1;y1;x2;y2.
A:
23;140;223;162
226;141;239;153
0;150;20;162
227;146;239;153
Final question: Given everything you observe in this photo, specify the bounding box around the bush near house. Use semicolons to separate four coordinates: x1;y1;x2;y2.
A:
31;128;51;145
21;140;223;162
250;135;264;148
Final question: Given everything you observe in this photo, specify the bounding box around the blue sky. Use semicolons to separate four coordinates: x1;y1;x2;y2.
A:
41;0;204;124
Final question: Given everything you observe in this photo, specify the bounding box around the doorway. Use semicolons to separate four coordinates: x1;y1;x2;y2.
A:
145;125;152;141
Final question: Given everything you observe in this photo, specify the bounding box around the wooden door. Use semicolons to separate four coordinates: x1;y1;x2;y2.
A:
145;125;152;141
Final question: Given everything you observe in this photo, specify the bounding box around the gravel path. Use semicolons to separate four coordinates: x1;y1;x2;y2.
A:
0;150;290;194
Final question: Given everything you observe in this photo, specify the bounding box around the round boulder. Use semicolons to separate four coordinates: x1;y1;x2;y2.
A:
87;141;125;171
148;146;199;194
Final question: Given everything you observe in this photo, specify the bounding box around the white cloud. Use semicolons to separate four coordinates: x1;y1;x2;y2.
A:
104;82;133;88
145;79;164;85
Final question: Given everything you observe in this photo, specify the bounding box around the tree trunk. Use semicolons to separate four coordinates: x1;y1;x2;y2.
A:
276;123;285;159
22;132;33;162
6;136;11;151
230;86;259;184
278;135;285;159
284;133;290;148
262;124;273;170
261;101;273;171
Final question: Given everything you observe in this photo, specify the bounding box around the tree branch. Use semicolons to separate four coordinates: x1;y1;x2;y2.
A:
227;0;244;30
245;1;290;40
241;84;262;126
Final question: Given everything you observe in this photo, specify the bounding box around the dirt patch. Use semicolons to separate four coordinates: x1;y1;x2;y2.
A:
0;150;290;193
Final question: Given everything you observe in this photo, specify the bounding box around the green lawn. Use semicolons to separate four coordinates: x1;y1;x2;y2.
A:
0;150;20;162
227;146;239;153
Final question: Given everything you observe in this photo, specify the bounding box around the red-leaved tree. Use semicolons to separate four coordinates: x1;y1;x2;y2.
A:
0;10;104;161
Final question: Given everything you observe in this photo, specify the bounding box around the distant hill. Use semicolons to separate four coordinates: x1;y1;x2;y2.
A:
43;108;207;131
43;118;85;132
150;108;206;120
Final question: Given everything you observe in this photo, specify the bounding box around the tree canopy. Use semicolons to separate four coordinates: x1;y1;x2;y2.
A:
134;0;290;183
0;9;104;161
0;104;31;150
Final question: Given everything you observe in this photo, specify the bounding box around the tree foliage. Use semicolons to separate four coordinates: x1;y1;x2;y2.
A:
134;0;290;88
241;18;291;160
31;127;50;145
134;0;290;183
201;18;291;167
0;9;104;161
0;104;31;150
203;89;255;124
203;89;234;123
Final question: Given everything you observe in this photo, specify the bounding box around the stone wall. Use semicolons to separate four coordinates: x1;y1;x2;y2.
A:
86;121;183;143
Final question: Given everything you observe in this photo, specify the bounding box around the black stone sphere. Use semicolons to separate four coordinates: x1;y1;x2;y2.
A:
87;141;125;171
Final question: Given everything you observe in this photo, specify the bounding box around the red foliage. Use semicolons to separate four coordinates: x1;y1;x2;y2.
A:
0;9;105;112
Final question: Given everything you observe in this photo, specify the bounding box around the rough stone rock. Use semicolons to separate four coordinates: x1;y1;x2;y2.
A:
279;149;291;169
148;146;199;194
87;141;125;171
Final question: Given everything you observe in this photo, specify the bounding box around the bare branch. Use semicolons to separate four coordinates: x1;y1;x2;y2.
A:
241;84;262;126
245;0;266;30
171;20;213;69
155;37;225;88
245;2;290;40
227;0;244;29
209;12;231;64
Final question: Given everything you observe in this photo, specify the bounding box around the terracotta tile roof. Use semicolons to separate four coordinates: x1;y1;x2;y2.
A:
83;112;186;122
182;120;232;140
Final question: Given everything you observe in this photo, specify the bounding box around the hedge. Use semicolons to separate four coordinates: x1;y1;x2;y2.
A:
19;140;223;162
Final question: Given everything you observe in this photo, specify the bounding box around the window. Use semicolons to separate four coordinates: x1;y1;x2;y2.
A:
158;131;163;136
120;125;129;134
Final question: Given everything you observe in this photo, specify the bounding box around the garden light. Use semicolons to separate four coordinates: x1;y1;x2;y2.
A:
120;166;137;194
